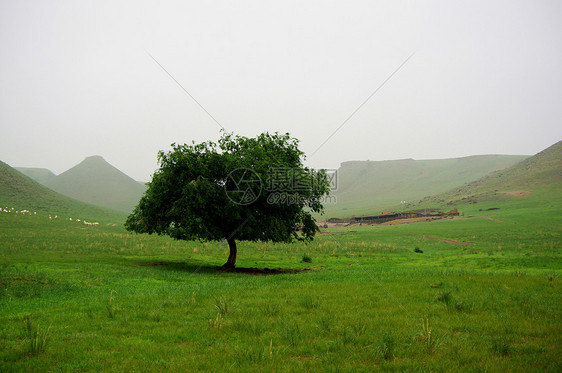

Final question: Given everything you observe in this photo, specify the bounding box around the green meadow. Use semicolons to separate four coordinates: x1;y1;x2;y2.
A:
1;187;560;371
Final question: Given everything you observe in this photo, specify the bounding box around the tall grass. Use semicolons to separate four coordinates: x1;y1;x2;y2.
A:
23;316;51;356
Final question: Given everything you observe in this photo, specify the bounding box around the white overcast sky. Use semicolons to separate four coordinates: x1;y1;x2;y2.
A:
1;0;561;181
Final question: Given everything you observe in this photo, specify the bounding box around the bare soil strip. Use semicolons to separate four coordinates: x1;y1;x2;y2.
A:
482;215;503;223
418;235;477;245
502;190;530;196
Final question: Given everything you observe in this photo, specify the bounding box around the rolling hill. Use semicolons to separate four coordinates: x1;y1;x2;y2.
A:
14;167;56;184
324;154;528;218
44;156;146;213
0;160;125;221
417;140;562;206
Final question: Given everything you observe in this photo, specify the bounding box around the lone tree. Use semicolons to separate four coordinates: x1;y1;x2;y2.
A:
125;132;330;269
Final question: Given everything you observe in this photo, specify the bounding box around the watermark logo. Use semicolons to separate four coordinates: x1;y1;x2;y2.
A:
266;168;338;193
325;169;338;191
225;167;337;206
267;193;337;205
224;168;262;205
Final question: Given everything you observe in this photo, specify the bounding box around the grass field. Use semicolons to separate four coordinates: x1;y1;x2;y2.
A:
1;186;560;371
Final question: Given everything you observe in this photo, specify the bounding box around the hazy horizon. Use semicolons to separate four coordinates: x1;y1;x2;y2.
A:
8;151;536;182
1;1;561;181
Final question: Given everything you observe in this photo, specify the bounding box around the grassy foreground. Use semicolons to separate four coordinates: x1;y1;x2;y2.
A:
1;191;561;371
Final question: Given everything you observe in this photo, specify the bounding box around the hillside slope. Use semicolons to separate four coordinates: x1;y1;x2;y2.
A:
0;160;124;221
326;154;528;217
15;167;56;184
44;156;146;213
418;140;562;206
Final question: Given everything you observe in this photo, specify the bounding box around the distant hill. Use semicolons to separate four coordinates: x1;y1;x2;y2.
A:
418;140;562;206
15;167;56;184
325;154;528;218
44;156;146;213
0;160;125;221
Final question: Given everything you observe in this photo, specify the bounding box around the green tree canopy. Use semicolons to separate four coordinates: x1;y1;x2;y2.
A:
125;132;330;268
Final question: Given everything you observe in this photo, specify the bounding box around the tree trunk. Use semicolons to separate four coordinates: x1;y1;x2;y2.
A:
222;238;237;269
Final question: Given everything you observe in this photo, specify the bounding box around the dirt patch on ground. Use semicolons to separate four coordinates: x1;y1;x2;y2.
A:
482;215;503;223
12;276;48;285
418;235;477;245
502;190;530;197
219;267;312;276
